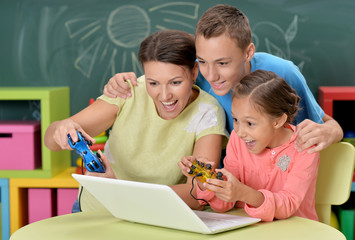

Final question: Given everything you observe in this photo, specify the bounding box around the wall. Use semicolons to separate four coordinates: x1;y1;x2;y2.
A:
1;0;355;118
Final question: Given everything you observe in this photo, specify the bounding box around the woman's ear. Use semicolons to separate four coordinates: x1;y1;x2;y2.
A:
192;61;199;83
245;43;255;61
274;113;288;129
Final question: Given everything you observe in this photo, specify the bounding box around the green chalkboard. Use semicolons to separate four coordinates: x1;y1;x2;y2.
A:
1;0;355;118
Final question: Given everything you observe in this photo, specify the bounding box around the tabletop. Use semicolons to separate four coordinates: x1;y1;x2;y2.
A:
10;209;345;240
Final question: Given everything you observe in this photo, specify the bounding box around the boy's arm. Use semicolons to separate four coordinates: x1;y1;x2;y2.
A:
295;113;343;153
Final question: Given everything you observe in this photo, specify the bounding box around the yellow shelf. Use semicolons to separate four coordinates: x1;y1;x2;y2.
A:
9;167;79;234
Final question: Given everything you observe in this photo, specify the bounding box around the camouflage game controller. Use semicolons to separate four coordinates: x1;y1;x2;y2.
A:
68;131;106;173
188;160;223;183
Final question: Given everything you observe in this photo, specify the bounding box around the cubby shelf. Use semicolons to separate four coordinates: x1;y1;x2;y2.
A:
318;86;355;117
0;87;71;178
9;167;79;234
0;178;10;240
318;86;355;196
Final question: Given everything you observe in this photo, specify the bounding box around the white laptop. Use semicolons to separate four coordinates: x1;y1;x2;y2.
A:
72;174;260;234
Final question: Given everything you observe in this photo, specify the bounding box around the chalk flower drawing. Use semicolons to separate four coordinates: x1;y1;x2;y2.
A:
252;15;305;71
65;3;305;91
64;2;199;90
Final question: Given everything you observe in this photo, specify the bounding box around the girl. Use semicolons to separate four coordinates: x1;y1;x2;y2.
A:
44;30;228;211
179;70;320;221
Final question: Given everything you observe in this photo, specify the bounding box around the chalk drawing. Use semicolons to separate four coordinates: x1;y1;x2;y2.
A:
74;36;104;78
107;6;150;48
65;3;305;90
149;2;199;30
64;2;199;92
252;15;306;71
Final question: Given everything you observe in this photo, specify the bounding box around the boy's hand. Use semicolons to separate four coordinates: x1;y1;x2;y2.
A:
85;150;116;179
103;72;138;99
295;117;343;154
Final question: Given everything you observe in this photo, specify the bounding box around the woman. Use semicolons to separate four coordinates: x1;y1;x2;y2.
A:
44;30;228;211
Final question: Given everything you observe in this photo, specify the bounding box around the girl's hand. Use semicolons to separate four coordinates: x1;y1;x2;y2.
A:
203;168;242;203
52;119;95;150
206;169;265;208
84;150;117;179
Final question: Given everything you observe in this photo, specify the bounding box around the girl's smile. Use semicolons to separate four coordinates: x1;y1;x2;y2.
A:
232;96;292;154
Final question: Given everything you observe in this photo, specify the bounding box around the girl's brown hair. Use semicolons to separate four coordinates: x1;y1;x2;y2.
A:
233;70;300;124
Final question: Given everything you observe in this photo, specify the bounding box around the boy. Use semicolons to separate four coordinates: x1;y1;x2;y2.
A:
103;4;343;153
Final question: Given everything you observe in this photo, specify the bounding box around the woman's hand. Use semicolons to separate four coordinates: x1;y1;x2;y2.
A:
178;156;217;191
178;155;195;177
52;119;95;150
84;150;117;179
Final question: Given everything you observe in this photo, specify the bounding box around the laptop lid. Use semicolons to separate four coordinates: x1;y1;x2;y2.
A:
72;174;260;234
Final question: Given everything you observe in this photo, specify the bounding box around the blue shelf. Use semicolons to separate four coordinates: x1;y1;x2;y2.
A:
0;178;10;240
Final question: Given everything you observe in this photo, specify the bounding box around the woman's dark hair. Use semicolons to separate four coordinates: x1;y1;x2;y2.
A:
138;29;196;70
232;70;300;124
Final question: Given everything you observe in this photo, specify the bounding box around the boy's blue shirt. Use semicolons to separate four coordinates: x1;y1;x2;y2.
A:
196;52;324;134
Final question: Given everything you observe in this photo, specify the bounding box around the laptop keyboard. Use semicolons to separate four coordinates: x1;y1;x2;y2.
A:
193;210;252;232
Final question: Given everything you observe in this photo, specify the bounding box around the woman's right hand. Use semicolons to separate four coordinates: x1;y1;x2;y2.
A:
52;119;95;150
178;156;216;191
103;72;138;99
178;156;195;177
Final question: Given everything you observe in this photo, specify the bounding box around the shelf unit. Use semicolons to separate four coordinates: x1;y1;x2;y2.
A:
318;86;355;192
0;87;71;178
9;167;79;234
0;178;10;240
318;86;355;239
318;86;355;117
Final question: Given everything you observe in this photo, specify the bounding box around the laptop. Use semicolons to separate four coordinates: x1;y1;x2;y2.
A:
72;174;261;234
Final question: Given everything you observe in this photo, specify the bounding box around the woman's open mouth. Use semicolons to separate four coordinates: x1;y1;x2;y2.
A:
161;100;178;112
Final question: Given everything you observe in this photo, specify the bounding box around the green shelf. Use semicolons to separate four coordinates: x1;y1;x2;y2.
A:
0;87;71;178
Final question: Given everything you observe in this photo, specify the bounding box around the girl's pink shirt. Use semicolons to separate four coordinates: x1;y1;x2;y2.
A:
197;125;320;221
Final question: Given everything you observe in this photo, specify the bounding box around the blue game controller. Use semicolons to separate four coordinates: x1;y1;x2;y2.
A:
68;131;106;173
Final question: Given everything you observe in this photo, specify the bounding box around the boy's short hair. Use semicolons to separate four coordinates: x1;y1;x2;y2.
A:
195;4;252;50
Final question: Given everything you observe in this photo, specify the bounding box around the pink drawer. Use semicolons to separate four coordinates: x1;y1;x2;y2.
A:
28;188;55;223
57;188;78;215
0;121;41;170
